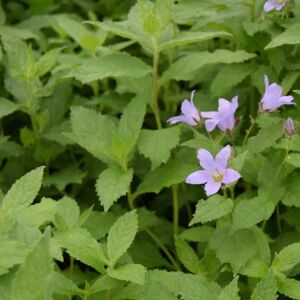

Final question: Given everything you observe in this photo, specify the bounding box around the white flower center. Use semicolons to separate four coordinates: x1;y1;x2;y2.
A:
213;171;224;183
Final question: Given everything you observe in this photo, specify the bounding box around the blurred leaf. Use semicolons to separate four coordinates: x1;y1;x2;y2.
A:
277;278;300;300
0;97;19;118
107;264;146;284
217;277;240;300
251;271;277;300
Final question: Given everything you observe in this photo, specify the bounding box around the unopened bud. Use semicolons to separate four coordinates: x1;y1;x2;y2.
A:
284;118;296;137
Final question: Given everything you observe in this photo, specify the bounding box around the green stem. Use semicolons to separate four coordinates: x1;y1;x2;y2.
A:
242;116;256;148
172;185;179;236
251;0;257;21
151;37;162;129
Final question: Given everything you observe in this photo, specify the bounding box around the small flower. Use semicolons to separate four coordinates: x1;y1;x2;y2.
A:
201;96;238;132
264;0;288;12
167;90;201;126
261;75;295;112
284;117;296;137
186;145;241;196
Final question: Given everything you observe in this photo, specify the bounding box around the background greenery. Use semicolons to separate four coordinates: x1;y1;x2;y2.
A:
0;0;300;299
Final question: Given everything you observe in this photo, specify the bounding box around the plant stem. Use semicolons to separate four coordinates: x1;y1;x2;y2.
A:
172;185;179;236
242;116;256;148
251;0;257;21
151;37;162;129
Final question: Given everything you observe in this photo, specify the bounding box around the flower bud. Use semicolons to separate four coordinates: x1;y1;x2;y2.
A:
284;118;296;137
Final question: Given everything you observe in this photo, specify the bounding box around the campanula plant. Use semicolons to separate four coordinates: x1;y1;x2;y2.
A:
0;0;300;299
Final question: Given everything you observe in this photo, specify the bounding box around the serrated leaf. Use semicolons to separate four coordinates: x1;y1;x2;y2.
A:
217;277;240;300
245;123;283;153
272;242;300;273
67;106;116;164
0;238;28;275
175;236;202;274
211;64;252;97
12;232;53;300
251;272;277;300
107;210;138;266
54;196;80;230
0;167;44;227
67;52;151;83
277;278;300;300
265;23;300;49
48;272;82;297
135;158;196;196
55;227;108;272
159;31;231;50
36;47;63;77
190;195;233;225
232;196;275;231
96;167;133;212
107;264;146;284
137;127;181;170
161;50;256;83
0;97;19;119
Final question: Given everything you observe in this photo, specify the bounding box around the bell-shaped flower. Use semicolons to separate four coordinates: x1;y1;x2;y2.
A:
261;75;294;112
264;0;288;12
167;90;201;126
201;96;238;132
186;145;241;196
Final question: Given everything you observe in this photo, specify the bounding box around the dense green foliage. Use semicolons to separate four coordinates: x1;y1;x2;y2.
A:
0;0;300;299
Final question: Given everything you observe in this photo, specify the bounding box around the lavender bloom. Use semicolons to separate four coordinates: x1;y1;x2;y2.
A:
167;90;201;126
201;96;238;132
261;75;295;112
284;117;296;137
264;0;288;12
186;145;241;196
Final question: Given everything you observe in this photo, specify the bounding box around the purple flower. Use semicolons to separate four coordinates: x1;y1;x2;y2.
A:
284;117;296;137
167;90;201;126
261;75;295;112
201;96;238;132
264;0;288;12
186;145;241;196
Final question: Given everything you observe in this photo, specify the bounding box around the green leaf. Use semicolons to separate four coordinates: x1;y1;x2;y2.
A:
107;264;146;285
245;123;283;153
0;238;28;275
190;195;233;225
67;106;116;164
113;92;149;167
48;272;82;297
55;227;108;272
89;275;123;294
278;278;300;300
251;272;277;300
286;153;300;168
159;31;231;51
282;171;300;207
12;232;53;300
44;165;86;191
54;196;80;230
0;97;19;119
96;167;133;212
232;196;275;231
67;52;151;84
265;23;300;49
211;64;252;97
161;50;256;83
36;47;63;77
272;242;300;273
137;127;181;170
175;236;202;274
135;158;196;196
180;226;214;243
217;277;240;300
0;167;44;226
107;210;138;266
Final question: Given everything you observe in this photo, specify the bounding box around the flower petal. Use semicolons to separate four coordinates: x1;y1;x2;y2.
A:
222;168;241;185
167;115;198;126
264;0;277;12
197;148;215;171
201;111;219;119
264;74;270;88
205;119;219;132
186;170;210;184
278;95;295;106
218;115;235;131
204;182;221;196
215;145;232;171
181;99;200;122
230;96;239;113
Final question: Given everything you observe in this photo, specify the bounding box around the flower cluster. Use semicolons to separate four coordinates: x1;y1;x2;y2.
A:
168;75;296;196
